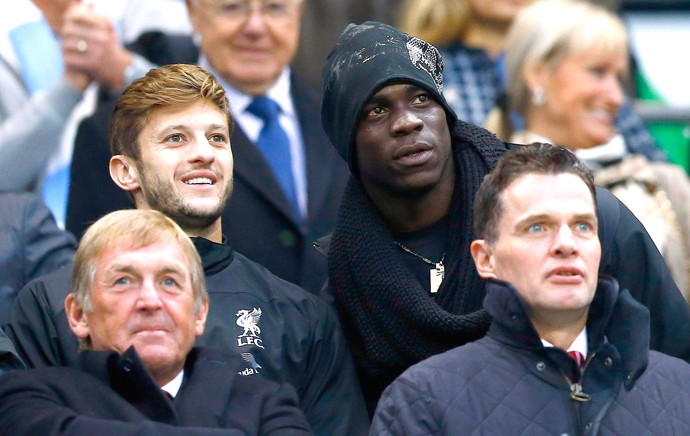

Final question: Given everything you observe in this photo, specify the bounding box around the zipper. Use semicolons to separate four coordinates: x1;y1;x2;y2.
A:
563;351;593;435
564;351;593;402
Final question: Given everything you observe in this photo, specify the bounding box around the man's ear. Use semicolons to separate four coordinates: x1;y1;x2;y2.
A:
110;155;140;192
195;297;209;337
470;240;498;280
65;293;90;341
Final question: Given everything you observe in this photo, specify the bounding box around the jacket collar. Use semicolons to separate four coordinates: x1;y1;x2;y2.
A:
191;237;234;275
76;347;178;424
484;275;649;384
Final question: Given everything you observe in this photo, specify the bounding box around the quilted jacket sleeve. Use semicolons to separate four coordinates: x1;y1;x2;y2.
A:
370;372;443;436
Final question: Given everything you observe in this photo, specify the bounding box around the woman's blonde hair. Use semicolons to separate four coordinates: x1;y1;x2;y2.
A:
398;0;470;46
486;0;627;139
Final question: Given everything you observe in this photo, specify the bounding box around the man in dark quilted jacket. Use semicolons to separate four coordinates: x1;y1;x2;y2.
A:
371;143;690;435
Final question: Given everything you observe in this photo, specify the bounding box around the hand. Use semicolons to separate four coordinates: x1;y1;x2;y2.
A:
60;2;133;90
63;65;90;92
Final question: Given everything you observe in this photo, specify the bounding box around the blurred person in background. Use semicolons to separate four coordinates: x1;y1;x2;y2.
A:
0;192;76;326
0;0;190;227
485;0;690;299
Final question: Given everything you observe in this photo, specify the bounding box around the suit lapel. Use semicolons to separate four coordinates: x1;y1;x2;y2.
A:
231;126;300;223
291;78;337;222
79;348;178;425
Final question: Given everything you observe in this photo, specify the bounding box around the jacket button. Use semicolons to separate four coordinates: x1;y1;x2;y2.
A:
122;359;133;372
604;357;613;367
536;362;545;371
585;422;593;430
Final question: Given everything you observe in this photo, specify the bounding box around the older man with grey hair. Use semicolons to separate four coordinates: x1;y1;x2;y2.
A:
0;209;311;435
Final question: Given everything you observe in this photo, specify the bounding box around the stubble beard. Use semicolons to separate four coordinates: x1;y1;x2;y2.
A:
138;169;233;234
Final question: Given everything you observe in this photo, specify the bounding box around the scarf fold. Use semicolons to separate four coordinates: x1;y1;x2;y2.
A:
329;122;506;386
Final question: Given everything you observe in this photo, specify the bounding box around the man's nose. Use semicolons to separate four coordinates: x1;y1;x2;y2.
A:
136;280;163;310
390;110;423;136
551;225;578;257
189;137;216;163
242;4;270;33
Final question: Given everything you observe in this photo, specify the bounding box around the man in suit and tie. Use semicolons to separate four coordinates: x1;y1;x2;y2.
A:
67;0;348;294
0;209;311;435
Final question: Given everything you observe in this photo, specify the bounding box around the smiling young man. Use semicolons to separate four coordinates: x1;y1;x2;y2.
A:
0;209;311;434
6;64;368;436
370;143;690;435
318;21;690;415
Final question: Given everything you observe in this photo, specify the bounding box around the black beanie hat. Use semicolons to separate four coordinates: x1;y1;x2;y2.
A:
321;21;458;173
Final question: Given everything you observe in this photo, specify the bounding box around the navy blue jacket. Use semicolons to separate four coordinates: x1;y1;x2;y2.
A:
372;277;690;435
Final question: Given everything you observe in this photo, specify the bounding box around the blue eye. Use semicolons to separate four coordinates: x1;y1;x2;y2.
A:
528;223;544;233
576;222;592;232
162;277;178;287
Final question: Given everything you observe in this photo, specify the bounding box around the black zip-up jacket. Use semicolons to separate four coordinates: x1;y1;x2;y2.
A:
3;238;369;436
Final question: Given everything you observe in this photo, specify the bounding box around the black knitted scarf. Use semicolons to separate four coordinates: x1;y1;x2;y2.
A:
328;122;507;398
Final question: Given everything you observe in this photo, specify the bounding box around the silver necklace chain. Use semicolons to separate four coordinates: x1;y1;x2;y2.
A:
394;241;445;265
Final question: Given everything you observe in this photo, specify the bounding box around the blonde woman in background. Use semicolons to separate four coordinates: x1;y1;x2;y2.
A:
397;0;665;161
486;0;690;299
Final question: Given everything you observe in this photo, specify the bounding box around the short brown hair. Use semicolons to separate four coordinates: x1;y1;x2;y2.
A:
71;209;207;316
473;143;596;244
109;63;234;160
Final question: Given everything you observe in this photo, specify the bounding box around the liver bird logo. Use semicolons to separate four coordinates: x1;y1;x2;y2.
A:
236;308;262;337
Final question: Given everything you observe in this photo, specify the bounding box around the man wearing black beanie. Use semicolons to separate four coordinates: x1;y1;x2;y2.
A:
319;21;690;415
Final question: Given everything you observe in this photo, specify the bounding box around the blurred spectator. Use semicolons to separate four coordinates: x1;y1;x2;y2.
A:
295;0;405;89
486;0;690;298
397;0;666;162
0;0;190;227
0;192;75;325
67;0;349;294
